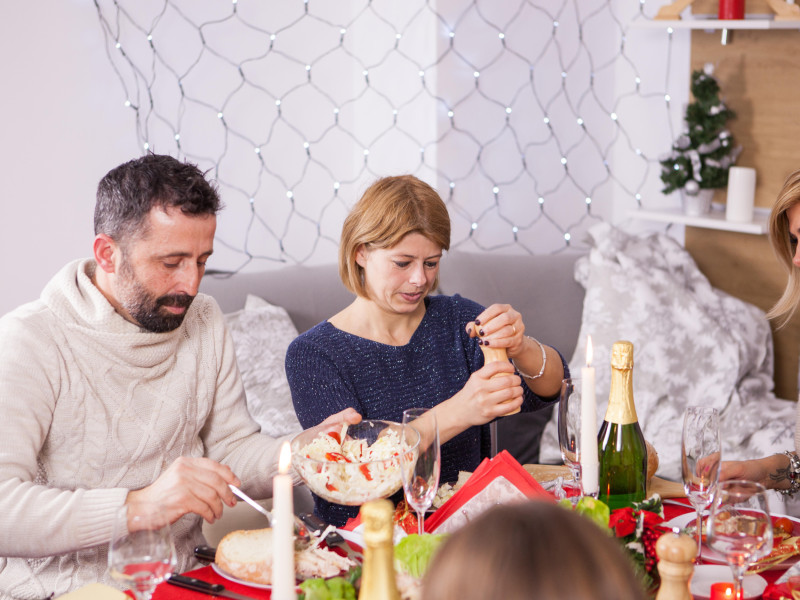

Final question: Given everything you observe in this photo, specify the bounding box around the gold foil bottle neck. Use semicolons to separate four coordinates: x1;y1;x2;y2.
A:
610;340;634;371
605;340;638;424
358;499;400;600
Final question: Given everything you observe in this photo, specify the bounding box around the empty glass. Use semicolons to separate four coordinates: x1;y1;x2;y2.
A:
401;407;441;535
558;378;583;494
108;505;176;600
681;405;722;562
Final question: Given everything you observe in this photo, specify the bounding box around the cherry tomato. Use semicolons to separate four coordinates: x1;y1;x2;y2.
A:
775;516;794;535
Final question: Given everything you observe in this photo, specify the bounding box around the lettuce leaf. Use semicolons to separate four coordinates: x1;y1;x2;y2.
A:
394;533;448;579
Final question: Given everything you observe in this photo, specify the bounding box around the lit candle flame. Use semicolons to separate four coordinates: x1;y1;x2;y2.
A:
279;441;291;474
586;335;593;367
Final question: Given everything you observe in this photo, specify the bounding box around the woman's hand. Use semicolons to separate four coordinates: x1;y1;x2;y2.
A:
436;361;522;443
466;303;524;356
466;303;562;397
720;454;792;491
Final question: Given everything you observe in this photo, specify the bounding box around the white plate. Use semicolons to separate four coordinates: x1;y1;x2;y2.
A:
665;512;800;570
211;563;273;589
690;565;767;599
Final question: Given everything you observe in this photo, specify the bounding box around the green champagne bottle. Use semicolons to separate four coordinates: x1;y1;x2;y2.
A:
597;340;647;510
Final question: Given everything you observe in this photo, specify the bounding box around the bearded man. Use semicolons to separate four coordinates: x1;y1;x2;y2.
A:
0;154;357;599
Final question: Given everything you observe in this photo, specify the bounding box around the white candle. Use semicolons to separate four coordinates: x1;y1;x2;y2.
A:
272;441;296;600
725;166;756;223
580;336;599;496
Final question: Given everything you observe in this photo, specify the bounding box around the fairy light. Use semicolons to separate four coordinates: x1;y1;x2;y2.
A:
94;0;677;263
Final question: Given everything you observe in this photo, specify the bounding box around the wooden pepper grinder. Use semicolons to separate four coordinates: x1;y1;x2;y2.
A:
477;332;520;416
654;529;697;600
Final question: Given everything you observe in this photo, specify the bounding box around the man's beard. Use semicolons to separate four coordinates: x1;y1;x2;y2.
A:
117;262;195;333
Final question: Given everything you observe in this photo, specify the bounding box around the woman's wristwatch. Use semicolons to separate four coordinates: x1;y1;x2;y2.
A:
779;450;800;496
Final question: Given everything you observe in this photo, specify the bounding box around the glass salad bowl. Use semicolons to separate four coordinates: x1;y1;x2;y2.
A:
291;419;420;505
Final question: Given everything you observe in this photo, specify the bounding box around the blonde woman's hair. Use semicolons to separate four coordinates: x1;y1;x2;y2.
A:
767;169;800;327
338;175;451;297
421;501;647;600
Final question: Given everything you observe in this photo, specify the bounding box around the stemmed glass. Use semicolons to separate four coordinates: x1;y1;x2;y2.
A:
401;407;441;535
681;405;722;562
108;505;176;600
706;480;773;600
558;378;583;495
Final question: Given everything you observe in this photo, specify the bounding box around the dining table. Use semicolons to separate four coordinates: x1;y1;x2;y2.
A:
138;466;794;600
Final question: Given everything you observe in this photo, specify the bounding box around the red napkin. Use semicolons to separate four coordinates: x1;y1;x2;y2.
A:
423;450;553;534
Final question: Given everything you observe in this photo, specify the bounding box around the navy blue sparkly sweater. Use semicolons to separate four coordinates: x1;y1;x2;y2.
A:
285;294;565;526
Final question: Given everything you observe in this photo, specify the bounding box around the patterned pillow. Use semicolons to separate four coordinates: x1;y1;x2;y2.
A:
224;294;302;439
539;223;795;482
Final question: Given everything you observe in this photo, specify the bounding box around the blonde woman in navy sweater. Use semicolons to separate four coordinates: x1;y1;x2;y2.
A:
286;175;568;525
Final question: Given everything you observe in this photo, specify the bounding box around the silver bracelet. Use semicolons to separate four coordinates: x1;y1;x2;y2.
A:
513;336;547;381
779;450;800;497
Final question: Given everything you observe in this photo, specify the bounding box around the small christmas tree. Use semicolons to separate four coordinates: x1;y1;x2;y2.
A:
659;64;741;196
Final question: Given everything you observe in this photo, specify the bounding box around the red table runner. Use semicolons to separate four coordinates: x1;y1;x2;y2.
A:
152;565;272;600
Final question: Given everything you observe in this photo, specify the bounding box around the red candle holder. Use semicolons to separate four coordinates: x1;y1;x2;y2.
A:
709;582;742;600
718;0;745;19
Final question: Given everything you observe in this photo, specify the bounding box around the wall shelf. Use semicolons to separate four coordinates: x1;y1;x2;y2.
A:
631;16;800;30
629;204;769;234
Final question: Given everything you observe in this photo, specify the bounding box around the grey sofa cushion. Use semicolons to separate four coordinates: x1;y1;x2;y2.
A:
201;264;354;333
438;251;585;362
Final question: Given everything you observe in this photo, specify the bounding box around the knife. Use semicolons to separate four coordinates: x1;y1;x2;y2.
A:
193;545;216;564
166;573;260;600
297;512;363;561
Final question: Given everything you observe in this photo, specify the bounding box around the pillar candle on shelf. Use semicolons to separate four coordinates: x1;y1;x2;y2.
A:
580;335;599;496
725;166;756;223
272;441;296;600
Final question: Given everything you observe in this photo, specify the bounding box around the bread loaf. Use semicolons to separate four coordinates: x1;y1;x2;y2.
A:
215;528;357;585
646;440;659;482
216;528;274;585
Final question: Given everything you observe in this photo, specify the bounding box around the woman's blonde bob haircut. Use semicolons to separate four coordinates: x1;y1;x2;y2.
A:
339;175;451;297
768;168;800;327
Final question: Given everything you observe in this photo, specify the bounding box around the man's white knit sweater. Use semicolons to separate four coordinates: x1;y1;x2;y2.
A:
0;259;287;599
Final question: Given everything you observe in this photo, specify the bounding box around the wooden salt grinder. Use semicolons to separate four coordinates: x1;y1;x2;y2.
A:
654;530;697;600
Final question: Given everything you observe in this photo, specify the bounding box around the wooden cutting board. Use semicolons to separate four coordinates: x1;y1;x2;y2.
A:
523;464;686;499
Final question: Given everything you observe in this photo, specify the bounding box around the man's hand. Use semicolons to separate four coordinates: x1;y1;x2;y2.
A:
126;456;241;525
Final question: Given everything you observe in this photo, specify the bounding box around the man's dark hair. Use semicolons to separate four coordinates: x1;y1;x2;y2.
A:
94;154;223;242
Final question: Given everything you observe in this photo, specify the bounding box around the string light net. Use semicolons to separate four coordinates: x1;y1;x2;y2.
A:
94;0;683;272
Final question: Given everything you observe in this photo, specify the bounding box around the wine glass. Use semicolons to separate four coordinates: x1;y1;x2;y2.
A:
681;405;721;562
108;505;177;600
401;407;441;535
706;480;773;600
558;378;583;495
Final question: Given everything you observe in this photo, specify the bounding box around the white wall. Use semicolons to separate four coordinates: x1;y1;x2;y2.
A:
0;0;138;315
0;0;688;317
